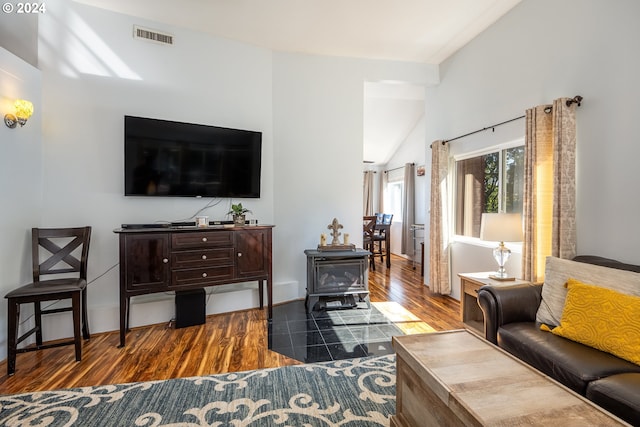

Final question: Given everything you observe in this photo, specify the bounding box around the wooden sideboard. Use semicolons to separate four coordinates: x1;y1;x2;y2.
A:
114;225;273;347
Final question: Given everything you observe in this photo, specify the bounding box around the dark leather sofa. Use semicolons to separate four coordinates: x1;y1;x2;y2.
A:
477;256;640;426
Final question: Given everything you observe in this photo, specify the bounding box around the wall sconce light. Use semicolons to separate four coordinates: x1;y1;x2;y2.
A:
4;99;34;129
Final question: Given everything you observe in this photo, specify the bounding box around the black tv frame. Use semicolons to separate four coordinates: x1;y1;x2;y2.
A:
124;116;262;198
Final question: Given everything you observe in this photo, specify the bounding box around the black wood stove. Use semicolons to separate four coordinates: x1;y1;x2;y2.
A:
304;249;370;313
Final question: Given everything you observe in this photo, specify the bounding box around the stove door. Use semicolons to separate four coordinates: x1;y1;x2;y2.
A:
313;258;367;295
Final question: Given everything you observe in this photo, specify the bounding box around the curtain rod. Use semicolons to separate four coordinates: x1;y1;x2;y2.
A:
435;95;583;146
384;162;415;174
443;115;524;144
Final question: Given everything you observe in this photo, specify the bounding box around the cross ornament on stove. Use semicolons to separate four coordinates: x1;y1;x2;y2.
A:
327;218;343;245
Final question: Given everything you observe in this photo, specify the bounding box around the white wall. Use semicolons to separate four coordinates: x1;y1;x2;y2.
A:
0;47;43;358
272;53;437;296
0;13;38;66
424;0;640;297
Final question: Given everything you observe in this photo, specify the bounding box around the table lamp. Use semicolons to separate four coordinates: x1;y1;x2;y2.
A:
480;213;523;281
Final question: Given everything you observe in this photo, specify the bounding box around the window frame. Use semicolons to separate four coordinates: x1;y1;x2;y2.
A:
452;137;524;240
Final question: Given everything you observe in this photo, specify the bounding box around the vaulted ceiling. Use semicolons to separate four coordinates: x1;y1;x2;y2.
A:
75;0;522;164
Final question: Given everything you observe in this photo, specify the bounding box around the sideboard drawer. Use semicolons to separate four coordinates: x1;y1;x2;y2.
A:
172;248;234;269
172;231;233;249
171;266;235;288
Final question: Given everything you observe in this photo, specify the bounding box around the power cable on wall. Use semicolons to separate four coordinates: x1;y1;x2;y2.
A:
18;262;120;328
156;197;226;224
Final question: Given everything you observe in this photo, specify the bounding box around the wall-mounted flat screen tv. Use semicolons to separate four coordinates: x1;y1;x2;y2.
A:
124;116;262;198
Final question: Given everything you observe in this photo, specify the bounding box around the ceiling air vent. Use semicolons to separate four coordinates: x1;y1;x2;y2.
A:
133;25;174;45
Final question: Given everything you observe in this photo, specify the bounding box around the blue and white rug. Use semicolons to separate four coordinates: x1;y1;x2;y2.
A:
0;354;396;426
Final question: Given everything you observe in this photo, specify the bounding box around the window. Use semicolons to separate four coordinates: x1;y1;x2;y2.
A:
454;144;524;237
385;168;404;221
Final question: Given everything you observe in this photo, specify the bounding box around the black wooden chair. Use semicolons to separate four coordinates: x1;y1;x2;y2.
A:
363;216;377;270
372;213;393;264
4;226;91;376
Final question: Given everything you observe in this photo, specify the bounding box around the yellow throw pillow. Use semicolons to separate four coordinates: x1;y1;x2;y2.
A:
550;278;640;366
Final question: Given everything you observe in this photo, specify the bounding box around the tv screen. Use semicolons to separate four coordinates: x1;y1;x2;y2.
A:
124;116;262;198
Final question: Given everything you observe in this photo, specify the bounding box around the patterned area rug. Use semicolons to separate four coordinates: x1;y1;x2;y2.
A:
0;354;396;426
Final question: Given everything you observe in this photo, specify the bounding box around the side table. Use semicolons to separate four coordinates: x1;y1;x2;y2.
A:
458;272;529;335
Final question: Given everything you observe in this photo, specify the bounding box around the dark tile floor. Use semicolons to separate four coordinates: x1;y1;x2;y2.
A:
268;299;405;363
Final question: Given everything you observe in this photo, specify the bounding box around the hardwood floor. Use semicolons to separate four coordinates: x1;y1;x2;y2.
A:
0;254;462;394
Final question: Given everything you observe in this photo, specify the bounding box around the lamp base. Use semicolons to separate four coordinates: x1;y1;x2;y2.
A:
489;275;516;281
491;242;514;282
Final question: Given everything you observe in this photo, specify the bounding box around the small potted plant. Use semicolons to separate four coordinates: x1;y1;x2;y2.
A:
227;203;251;226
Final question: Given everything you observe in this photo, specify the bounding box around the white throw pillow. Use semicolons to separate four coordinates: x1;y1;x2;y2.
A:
535;256;640;326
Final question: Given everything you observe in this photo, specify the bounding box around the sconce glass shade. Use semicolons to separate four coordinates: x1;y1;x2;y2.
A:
480;213;524;280
4;99;33;129
14;99;34;125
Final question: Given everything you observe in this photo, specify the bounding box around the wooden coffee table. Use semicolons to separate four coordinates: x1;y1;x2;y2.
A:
391;330;629;426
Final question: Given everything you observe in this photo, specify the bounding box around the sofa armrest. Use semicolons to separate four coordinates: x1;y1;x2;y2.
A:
477;284;542;344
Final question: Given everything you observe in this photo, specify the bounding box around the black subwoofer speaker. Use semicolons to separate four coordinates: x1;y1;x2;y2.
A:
175;288;206;328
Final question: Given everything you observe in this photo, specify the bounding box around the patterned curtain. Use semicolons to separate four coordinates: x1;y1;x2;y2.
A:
429;141;451;294
401;163;415;256
522;98;577;283
551;98;577;260
363;171;374;216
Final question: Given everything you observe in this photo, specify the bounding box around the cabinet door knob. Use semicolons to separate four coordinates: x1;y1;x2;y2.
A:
163;258;169;263
237;252;243;257
202;272;208;278
202;255;207;260
202;237;208;242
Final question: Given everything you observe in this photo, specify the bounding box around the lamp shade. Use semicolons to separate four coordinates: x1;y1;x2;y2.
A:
14;99;34;120
480;213;523;242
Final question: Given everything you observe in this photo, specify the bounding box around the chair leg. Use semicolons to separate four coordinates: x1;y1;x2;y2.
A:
385;235;391;268
7;298;19;376
81;288;90;340
367;243;375;271
72;292;82;362
34;301;43;345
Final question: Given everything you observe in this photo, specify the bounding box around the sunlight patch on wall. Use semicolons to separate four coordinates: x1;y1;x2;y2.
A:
39;2;141;80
